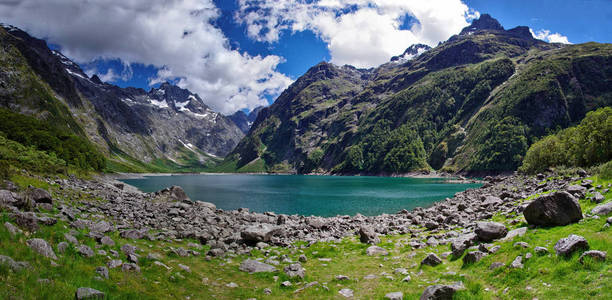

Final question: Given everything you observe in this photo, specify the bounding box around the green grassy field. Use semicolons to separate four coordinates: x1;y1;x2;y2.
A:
0;175;610;299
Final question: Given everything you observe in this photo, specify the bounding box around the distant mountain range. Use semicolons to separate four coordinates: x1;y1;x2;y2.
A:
225;14;612;174
0;24;261;171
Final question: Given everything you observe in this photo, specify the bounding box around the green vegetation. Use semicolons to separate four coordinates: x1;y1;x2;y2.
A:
0;108;105;172
520;107;612;173
1;173;610;299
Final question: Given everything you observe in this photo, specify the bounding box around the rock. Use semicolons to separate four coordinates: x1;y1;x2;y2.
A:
284;263;305;279
127;253;139;264
281;281;292;287
394;268;408;275
239;259;276;273
77;245;95;258
196;201;216;210
509;256;523;269
26;238;57;260
121;263;140;273
514;242;529;248
607;217;612;224
240;224;279;243
579;250;607;263
591;202;612;216
27;187;52;204
0;190;18;207
402;275;412;282
178;263;191;273
420;282;464;300
15;212;39;232
89;221;112;233
207;248;225;257
0;255;29;272
75;287;105;299
107;259;122;269
450;233;477;256
293;281;319;294
298;254;307;262
384;292;403;300
335;275;349;281
4;221;22;236
359;226;380;245
120;244;137;256
592;192;605;203
489;262;504;270
153;261;171;270
523;192;582;226
95;266;109;279
525;252;532;260
366;246;389;256
463;251;487;264
554;234;589;257
566;185;587;198
156;185;190;202
501;227;527;241
474;222;508;241
226;282;238;288
421;253;442;266
57;242;69;254
172;247;189;257
534;247;548;255
100;236;115;246
263;288;272;295
120;229;146;239
481;195;503;207
339;288;354;298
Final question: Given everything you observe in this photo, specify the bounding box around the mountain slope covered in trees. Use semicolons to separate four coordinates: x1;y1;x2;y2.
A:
226;14;612;174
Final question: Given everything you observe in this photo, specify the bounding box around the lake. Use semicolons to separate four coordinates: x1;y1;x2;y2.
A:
120;174;481;217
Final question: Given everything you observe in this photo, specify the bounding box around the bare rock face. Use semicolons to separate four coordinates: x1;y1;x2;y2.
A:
474;222;507;242
523;192;582;226
554;234;589;257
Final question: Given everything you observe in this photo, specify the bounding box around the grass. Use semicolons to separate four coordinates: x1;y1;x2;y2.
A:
0;175;610;299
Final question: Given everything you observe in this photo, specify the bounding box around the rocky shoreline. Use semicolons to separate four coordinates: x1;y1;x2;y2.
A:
2;171;608;259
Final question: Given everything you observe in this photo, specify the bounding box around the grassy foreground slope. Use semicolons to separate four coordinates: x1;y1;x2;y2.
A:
1;173;610;299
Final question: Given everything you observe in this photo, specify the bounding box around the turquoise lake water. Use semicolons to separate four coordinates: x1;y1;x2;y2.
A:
120;174;481;217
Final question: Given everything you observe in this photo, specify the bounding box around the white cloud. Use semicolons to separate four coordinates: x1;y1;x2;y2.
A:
236;0;480;67
0;0;292;114
530;28;571;44
85;62;133;83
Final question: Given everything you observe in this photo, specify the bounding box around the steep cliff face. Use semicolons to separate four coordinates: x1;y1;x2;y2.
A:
228;15;612;174
0;25;244;170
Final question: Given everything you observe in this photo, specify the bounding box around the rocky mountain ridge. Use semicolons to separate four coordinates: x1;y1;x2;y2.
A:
227;14;612;174
0;24;245;170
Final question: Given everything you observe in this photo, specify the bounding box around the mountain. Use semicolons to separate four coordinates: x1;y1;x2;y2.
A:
226;14;612;174
0;24;244;171
229;106;265;134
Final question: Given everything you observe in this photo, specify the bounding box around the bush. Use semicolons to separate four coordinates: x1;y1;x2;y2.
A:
520;107;612;173
599;160;612;180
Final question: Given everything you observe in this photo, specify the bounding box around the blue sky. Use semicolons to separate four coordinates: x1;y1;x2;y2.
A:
1;0;610;114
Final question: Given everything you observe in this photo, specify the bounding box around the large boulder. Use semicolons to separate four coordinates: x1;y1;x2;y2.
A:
27;187;52;204
523;191;582;226
591;202;612;216
359;226;380;245
474;222;507;242
420;282;465;300
421;253;442;266
554;234;589;257
239;259;276;273
366;246;389;256
155;186;190;202
240;224;279;243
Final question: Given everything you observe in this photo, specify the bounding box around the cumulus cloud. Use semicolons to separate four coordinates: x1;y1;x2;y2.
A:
530;29;571;44
236;0;480;67
0;0;292;113
85;62;133;83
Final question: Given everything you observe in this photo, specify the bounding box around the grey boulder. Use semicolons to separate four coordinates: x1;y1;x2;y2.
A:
75;287;105;299
591;202;612;216
474;222;507;241
523;191;582;226
554;234;589;257
284;263;305;279
359;226;380;245
239;259;276;273
26;238;57;260
420;282;464;300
